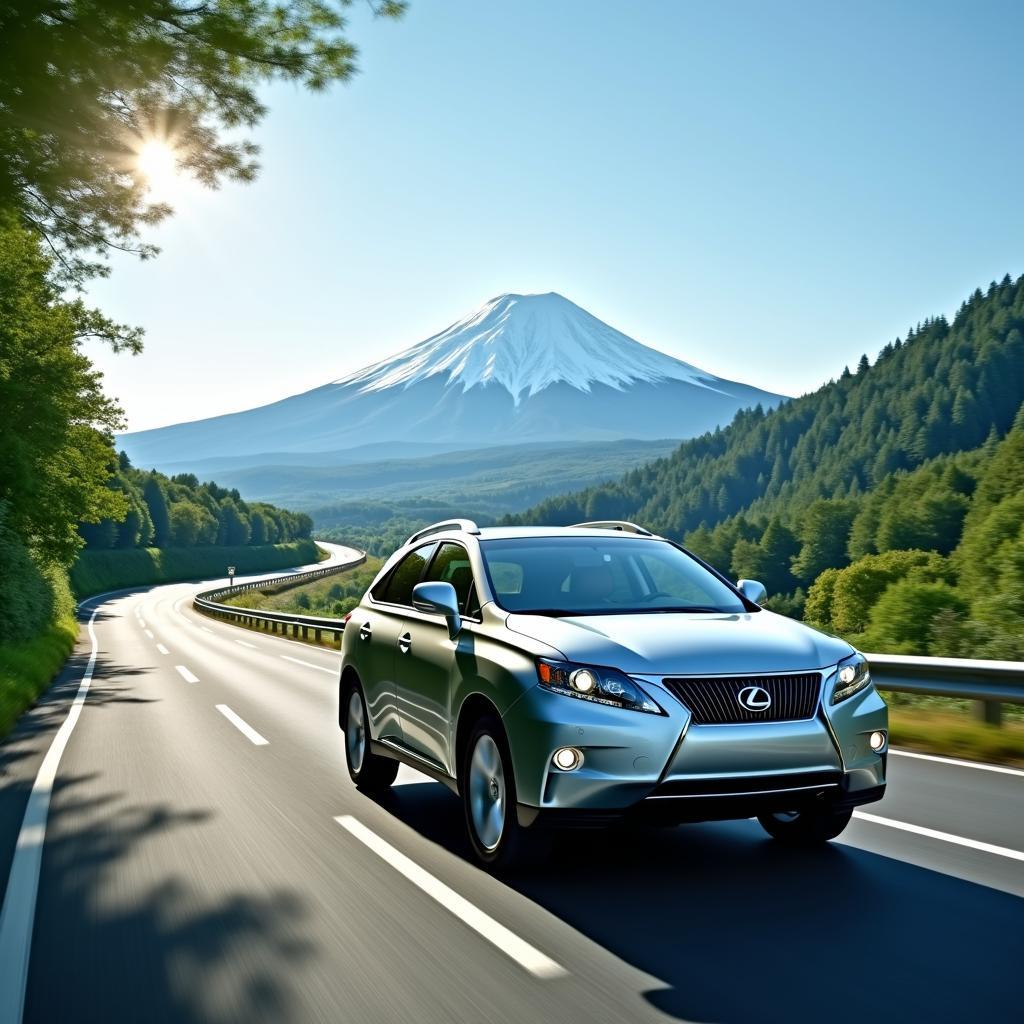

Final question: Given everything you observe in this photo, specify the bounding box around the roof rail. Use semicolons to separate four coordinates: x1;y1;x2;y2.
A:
405;519;481;546
570;520;653;536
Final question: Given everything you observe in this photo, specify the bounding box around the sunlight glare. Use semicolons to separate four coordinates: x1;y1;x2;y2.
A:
137;139;180;201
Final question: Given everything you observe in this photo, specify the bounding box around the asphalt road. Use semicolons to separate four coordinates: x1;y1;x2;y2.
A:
1;546;1022;1024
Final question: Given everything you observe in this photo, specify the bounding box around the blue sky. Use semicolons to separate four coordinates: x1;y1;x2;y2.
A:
86;0;1024;432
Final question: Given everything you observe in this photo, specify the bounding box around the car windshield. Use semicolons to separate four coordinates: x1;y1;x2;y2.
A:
479;536;747;615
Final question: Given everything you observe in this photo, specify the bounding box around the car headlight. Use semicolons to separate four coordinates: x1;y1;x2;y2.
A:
537;659;664;714
832;653;872;705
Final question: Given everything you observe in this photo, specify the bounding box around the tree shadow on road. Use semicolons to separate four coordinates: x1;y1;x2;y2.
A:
24;773;314;1024
378;779;1023;1024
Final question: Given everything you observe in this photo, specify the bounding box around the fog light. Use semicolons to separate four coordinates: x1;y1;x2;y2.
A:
553;746;583;771
869;730;887;752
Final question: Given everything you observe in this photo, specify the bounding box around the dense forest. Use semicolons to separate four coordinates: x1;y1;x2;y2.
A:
508;274;1024;659
79;454;312;551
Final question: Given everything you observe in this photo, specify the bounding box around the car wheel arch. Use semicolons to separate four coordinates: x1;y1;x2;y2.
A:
454;693;503;788
339;665;361;729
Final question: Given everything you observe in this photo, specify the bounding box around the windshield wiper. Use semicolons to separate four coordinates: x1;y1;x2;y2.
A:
516;608;574;617
515;606;728;617
641;606;725;614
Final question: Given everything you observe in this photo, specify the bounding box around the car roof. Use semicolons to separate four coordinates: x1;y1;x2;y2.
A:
413;525;666;544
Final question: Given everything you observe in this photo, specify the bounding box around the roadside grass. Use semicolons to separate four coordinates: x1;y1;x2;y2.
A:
221;556;384;618
0;612;78;739
887;703;1024;768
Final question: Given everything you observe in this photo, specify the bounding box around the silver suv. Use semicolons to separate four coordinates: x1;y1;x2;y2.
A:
339;520;887;867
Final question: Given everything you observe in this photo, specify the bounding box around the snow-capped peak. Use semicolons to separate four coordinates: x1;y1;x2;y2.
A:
334;292;724;402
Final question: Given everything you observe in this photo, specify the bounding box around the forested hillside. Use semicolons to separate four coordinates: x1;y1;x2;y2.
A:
510;274;1024;658
79;455;312;551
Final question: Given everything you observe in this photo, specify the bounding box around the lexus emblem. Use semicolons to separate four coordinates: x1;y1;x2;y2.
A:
737;685;772;712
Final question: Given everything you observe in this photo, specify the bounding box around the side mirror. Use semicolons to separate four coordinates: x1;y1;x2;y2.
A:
737;579;767;605
412;581;462;639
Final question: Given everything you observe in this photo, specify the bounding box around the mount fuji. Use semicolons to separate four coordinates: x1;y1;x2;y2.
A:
119;292;785;472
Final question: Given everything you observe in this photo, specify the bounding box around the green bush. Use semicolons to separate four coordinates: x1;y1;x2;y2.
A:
0;611;78;739
0;500;75;644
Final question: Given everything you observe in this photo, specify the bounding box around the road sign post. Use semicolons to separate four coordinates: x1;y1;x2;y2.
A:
228;566;236;588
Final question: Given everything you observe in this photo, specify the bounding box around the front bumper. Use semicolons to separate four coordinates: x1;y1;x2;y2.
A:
502;669;888;827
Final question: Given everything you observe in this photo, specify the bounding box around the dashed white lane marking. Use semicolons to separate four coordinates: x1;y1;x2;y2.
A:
890;748;1024;778
334;816;567;979
139;619;147;629
201;626;214;634
216;704;269;746
175;665;199;684
853;811;1024;862
281;655;335;675
234;639;257;649
145;629;154;639
0;609;101;1023
156;643;169;655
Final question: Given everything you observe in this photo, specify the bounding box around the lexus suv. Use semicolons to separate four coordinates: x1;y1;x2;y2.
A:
338;520;887;867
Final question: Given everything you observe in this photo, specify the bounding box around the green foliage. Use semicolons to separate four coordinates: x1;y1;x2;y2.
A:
729;517;799;596
80;456;311;552
860;581;969;653
0;607;78;740
803;568;842;629
0;217;136;565
0;0;405;285
790;500;857;584
143;473;170;546
0;500;75;643
808;550;953;635
69;540;320;598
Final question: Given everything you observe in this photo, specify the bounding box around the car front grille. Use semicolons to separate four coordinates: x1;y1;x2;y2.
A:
662;672;822;724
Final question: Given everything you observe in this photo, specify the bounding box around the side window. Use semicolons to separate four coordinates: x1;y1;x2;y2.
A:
424;542;480;618
375;544;435;606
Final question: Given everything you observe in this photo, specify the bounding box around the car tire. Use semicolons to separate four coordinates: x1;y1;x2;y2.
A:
757;805;853;844
342;678;398;794
461;715;546;870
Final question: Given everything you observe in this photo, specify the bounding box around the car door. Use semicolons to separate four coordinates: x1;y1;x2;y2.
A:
354;543;436;744
397;541;481;773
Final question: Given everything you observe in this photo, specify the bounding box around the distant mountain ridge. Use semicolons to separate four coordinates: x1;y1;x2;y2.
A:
118;292;784;470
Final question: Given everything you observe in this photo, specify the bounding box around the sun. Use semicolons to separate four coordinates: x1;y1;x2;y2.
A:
136;139;181;201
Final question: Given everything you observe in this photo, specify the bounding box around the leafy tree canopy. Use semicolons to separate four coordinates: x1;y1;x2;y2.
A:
0;0;405;287
0;216;137;564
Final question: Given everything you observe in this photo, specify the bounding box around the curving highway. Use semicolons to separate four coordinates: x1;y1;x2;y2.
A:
1;546;1022;1024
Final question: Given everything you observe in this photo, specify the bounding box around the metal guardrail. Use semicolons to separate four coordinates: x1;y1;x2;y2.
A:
865;652;1024;725
193;550;366;646
194;568;1023;724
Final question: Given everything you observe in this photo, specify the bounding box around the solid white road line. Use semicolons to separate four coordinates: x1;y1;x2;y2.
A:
234;639;257;649
175;665;199;684
0;609;101;1024
853;811;1024;863
335;816;567;979
281;655;335;675
889;748;1024;778
145;629;154;639
215;704;269;746
156;643;170;655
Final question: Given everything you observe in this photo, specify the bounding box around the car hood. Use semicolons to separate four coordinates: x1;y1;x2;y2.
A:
504;609;853;676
